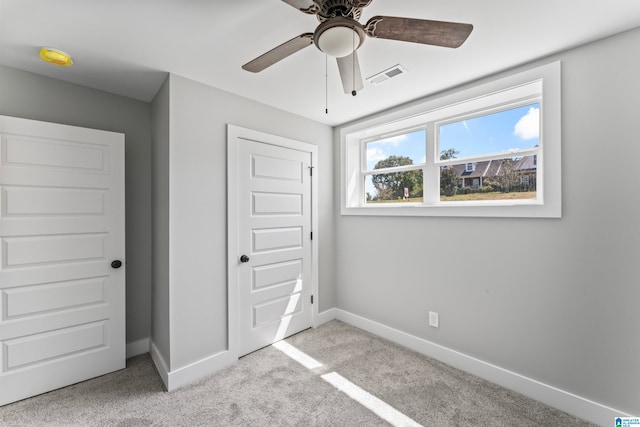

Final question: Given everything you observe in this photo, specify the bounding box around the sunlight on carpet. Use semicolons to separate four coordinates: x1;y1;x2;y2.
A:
272;340;323;370
273;339;423;427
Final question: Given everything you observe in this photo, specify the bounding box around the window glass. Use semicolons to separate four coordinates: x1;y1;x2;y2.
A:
365;170;424;203
439;156;537;201
438;103;540;160
365;129;426;171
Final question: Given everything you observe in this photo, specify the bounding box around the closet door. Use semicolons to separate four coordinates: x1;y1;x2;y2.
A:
0;115;125;406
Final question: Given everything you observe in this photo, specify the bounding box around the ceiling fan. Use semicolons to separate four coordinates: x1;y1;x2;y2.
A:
242;0;473;95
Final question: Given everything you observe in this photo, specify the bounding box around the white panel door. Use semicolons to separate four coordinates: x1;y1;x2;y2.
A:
0;115;125;406
236;136;313;356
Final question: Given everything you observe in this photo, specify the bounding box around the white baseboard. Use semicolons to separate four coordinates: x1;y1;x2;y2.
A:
149;340;169;390
165;350;237;391
149;340;237;392
315;308;338;327
126;338;150;358
333;309;630;426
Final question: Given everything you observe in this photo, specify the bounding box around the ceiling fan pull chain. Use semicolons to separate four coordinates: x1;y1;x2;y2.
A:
352;26;357;96
325;54;329;114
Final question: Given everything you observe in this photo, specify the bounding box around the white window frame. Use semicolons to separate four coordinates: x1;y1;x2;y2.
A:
340;61;561;218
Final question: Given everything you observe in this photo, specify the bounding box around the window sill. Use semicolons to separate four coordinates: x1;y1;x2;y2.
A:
341;201;560;218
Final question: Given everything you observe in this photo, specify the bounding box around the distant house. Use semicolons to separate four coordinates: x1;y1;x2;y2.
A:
512;155;537;188
448;155;537;189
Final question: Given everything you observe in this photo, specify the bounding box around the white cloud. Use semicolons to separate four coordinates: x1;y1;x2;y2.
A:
513;107;539;140
463;120;470;133
366;147;388;171
366;146;387;163
377;134;408;146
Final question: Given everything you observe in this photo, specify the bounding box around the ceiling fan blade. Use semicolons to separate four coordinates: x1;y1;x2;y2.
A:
337;51;364;95
352;0;373;7
242;33;314;73
281;0;319;14
365;16;473;48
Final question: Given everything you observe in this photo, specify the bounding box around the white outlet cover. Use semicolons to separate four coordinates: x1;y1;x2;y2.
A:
429;311;439;328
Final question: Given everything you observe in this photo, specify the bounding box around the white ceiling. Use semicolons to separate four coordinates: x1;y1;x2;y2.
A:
1;0;640;126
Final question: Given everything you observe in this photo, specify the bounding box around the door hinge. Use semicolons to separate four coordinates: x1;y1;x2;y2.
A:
311;295;314;304
310;231;313;240
308;166;314;176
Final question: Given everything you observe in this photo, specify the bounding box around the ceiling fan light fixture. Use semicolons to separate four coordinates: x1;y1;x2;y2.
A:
314;17;365;58
317;26;360;58
39;47;73;67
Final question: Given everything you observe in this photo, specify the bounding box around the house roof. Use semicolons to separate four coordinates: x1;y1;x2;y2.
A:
514;155;537;171
446;156;537;179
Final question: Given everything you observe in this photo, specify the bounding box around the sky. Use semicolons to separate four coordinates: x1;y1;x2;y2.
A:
365;103;540;171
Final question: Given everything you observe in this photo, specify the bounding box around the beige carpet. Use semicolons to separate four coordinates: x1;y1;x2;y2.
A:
0;320;595;426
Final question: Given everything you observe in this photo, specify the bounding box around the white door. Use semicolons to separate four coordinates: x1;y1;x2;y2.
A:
0;115;125;406
231;128;314;356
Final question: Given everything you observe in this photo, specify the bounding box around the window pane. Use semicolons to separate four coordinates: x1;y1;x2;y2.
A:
440;156;537;201
365;129;426;171
365;170;424;203
439;103;540;160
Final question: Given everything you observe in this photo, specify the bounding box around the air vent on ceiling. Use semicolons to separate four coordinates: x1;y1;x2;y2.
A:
366;64;407;85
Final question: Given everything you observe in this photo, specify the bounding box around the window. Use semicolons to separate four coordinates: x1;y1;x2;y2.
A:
438;102;540;201
364;128;425;203
340;61;561;218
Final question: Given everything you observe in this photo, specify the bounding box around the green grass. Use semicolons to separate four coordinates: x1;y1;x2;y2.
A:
367;197;423;204
441;191;536;201
367;191;536;204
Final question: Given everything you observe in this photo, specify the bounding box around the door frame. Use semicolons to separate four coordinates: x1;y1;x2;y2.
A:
226;124;318;359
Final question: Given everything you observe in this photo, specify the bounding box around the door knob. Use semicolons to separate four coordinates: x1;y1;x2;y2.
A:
111;260;123;269
240;255;250;263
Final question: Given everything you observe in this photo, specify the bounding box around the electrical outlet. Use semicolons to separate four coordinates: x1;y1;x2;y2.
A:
429;311;439;328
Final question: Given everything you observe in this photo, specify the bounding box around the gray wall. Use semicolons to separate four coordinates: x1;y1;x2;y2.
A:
150;77;171;366
334;27;640;415
0;65;153;347
151;74;334;370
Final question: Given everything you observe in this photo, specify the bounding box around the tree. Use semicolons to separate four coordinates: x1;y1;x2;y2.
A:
371;156;422;200
440;167;460;196
488;159;521;192
439;149;461;196
440;148;460;160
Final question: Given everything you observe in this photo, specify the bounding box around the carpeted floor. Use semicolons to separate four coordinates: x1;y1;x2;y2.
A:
0;320;595;426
